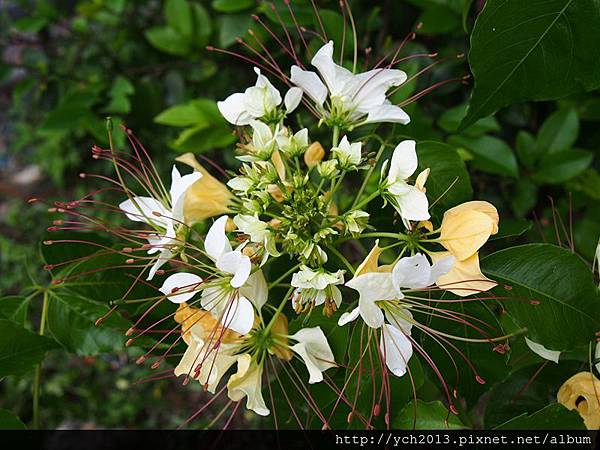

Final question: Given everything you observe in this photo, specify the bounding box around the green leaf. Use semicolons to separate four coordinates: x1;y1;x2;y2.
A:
172;123;236;153
462;0;474;32
462;0;600;128
212;0;255;13
0;409;26;429
449;135;518;178
532;149;593;184
103;76;134;114
47;290;131;356
416;141;473;209
0;296;30;325
165;0;193;37
496;403;584;430
482;244;600;351
438;104;500;137
510;178;538;217
537;108;579;154
145;26;190;55
418;5;462;35
0;319;58;379
394;400;467;429
484;361;584;428
154;99;221;127
192;3;212;47
218;14;251;48
515;130;537;170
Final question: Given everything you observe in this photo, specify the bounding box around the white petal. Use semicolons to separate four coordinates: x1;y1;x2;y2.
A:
290;65;327;106
338;306;360;326
146;247;173;281
119;196;170;228
388;140;417;182
284;86;303;113
159;272;203;303
392;253;432;291
352;69;407;111
169;165;202;222
254;67;282;107
390;182;430;221
205;216;232;260
311;40;353;97
218;92;253;125
380;323;413;377
289;327;336;384
385;308;413;334
217;251;251;288
239;270;268;309
428;256;455;285
221;296;254;335
364;103;410;125
346;273;395;328
525;338;561;364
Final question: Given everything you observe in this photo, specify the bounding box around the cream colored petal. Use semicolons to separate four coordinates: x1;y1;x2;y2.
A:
227;354;270;416
440;209;495;261
443;201;499;234
557;372;600;430
431;251;496;297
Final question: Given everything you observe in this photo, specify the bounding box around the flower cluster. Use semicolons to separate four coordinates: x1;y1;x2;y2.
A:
46;28;509;427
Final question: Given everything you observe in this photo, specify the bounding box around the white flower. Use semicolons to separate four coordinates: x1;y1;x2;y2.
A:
289;327;336;384
345;210;370;234
227;354;270;416
332;135;362;169
233;214;280;262
276;127;309;156
290;41;409;127
237;120;281;162
525;338;561;364
227;176;254;193
340;253;453;377
119;165;201;280
291;266;344;309
218;67;301;125
383;140;430;225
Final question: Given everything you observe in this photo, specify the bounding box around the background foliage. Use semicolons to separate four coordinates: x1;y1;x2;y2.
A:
0;0;598;429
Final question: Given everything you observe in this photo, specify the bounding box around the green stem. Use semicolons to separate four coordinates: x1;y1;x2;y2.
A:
350;190;380;211
268;264;301;289
359;232;406;240
352;142;386;209
326;244;355;275
332;126;340;148
32;289;50;429
263;286;295;335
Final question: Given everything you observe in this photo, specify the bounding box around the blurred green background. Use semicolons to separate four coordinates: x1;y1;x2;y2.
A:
0;0;598;429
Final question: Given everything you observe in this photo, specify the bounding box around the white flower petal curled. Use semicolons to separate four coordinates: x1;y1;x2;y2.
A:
289;327;336;384
380;323;413;377
205;216;232;261
525;338;561;364
284;86;303;113
227;354;270;416
290;65;327;106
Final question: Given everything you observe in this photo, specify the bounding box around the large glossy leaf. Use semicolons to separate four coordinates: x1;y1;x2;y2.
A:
532;149;593;184
484;361;585;428
536;108;579;154
0;319;58;379
0;296;29;325
482;244;600;351
0;409;26;429
393;400;466;429
47;290;131;356
416;141;473;209
462;0;600;128
496;403;584;430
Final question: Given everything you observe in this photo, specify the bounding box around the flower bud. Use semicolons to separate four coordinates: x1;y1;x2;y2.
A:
304;141;325;168
318;159;339;179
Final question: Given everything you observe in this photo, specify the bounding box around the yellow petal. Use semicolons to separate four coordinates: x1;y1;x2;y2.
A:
355;241;393;277
440;208;496;261
175;153;234;224
271;150;286;181
415;168;430;192
227;354;270;416
431;252;496;297
443;201;499;233
557;372;600;430
304;142;325;168
174;303;239;345
269;314;293;361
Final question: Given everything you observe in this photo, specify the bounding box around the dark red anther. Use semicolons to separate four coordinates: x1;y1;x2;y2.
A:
52;278;63;285
47;226;58;232
28;198;38;204
346;412;353;423
135;355;146;365
373;404;381;417
43;240;53;245
475;375;486;385
530;299;540;305
43;264;53;270
151;360;161;369
79;173;86;178
449;405;459;415
125;339;133;347
125;327;135;337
